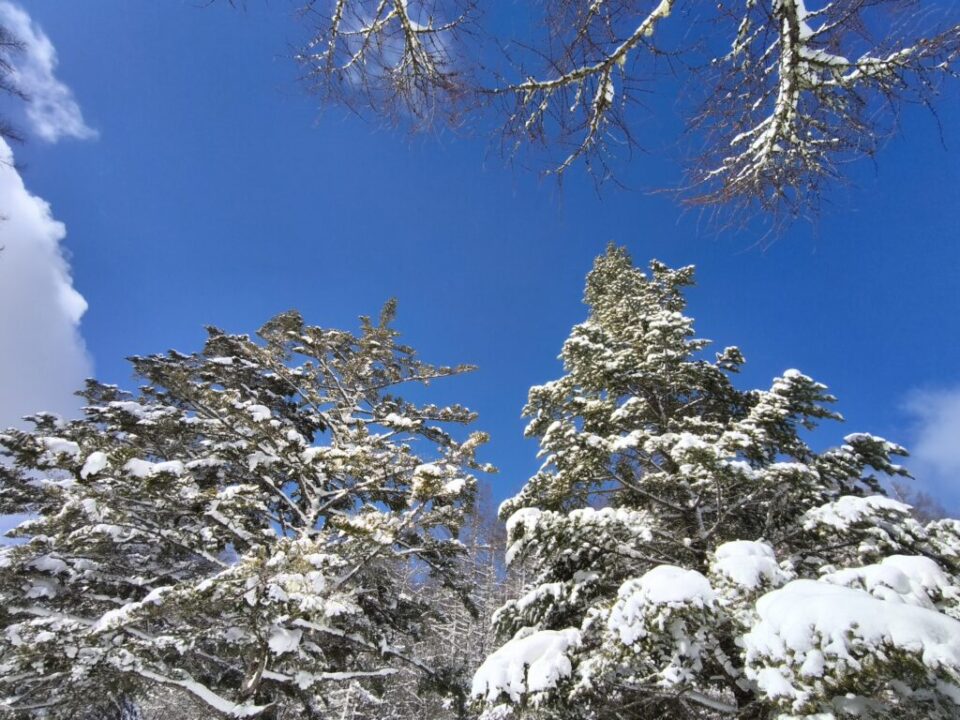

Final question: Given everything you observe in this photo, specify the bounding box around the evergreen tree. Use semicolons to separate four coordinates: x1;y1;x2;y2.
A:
473;246;960;719
0;304;488;718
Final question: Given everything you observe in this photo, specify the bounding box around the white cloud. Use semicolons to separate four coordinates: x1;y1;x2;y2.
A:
902;387;960;511
0;1;96;142
0;137;91;426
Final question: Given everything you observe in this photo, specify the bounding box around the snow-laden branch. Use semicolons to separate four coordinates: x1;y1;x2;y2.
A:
502;0;674;173
690;0;960;218
298;0;472;124
134;668;271;718
285;0;959;221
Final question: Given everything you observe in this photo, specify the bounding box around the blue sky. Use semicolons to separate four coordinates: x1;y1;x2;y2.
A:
3;0;960;511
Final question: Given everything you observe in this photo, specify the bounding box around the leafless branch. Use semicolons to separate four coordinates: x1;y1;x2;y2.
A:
496;0;675;176
0;21;26;144
686;0;960;220
296;0;476;127
284;0;960;225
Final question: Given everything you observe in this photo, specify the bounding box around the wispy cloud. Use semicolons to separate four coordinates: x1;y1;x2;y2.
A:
902;386;960;512
0;1;96;142
0;137;92;426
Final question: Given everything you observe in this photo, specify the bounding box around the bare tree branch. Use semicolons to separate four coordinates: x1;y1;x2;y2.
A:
286;0;960;225
498;0;675;175
0;21;26;144
687;0;960;220
296;0;476;127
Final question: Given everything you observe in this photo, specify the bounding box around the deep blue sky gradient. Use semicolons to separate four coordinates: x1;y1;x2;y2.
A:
15;0;960;510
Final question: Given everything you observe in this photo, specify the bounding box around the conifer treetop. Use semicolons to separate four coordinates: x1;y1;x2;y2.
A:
476;246;960;720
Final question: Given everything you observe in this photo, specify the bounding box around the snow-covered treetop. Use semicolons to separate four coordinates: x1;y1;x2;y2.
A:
477;246;960;720
502;246;902;538
0;303;488;718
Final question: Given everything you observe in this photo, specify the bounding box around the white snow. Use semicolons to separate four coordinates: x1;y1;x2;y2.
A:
135;668;268;718
472;628;581;702
504;506;655;566
25;577;59;598
27;554;69;574
505;507;541;537
822;554;957;610
247;451;279;471
91;603;138;634
607;565;714;646
300;446;324;463
414;463;443;478
671;432;709;455
711;540;788;590
744;579;960;705
622;565;714;607
382;412;417;429
803;495;911;531
611;429;644;452
90;587;171;634
882;555;956;597
442;478;466;495
124;458;185;477
247;405;271;422
142;586;172;604
268;626;303;655
80;451;108;479
39;437;80;458
504;507;542;564
108;401;148;417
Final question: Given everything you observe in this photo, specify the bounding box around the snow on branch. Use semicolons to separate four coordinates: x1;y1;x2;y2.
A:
689;0;960;220
471;627;581;703
744;579;960;716
134;668;271;718
286;1;960;222
499;0;675;175
297;0;474;125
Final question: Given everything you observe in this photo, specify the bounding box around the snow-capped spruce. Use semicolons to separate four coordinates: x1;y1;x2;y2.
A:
475;246;960;720
0;302;487;718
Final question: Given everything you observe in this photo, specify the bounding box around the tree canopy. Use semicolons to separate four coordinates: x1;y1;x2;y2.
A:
2;250;959;720
0;304;488;718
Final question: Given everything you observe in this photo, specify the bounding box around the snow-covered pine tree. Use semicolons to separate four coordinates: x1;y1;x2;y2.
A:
472;246;960;720
0;303;489;718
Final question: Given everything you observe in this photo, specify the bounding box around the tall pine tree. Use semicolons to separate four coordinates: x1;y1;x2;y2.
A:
473;247;960;720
